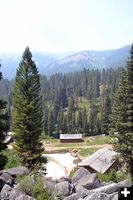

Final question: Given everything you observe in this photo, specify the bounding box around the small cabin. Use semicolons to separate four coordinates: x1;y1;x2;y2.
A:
60;134;83;143
78;148;117;174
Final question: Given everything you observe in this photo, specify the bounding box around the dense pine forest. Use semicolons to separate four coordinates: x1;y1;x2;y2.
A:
0;45;133;190
0;67;123;137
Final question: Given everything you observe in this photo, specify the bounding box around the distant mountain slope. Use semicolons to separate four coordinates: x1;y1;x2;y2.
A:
0;45;130;79
53;45;130;73
0;51;57;79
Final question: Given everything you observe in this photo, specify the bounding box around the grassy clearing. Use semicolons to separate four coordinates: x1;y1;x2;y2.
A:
78;147;99;157
50;135;112;148
84;135;112;145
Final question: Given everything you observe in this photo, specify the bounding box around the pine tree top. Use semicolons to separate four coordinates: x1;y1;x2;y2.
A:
22;46;32;61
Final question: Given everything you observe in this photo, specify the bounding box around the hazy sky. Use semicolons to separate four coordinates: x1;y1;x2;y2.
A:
0;0;133;53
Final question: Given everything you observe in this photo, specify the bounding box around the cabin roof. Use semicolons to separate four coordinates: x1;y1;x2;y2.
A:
60;134;82;139
78;147;117;173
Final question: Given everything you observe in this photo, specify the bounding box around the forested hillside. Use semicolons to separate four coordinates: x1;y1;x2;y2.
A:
0;67;123;136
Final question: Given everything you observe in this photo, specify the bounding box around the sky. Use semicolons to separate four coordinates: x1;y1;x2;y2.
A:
0;0;133;53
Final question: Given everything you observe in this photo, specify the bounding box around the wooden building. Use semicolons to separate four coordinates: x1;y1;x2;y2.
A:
78;148;117;174
60;134;83;143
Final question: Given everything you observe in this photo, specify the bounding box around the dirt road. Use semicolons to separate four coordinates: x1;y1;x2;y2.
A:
45;144;112;152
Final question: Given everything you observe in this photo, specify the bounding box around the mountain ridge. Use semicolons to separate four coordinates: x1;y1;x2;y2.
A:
0;45;130;79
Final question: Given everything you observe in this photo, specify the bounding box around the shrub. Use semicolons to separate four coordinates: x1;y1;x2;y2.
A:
19;175;33;196
116;171;130;182
3;150;21;169
97;169;118;182
19;175;53;200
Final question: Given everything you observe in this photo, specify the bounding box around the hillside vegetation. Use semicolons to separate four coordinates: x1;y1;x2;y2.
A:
0;67;123;137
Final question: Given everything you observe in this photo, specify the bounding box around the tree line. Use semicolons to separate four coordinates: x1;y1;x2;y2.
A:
0;67;123;137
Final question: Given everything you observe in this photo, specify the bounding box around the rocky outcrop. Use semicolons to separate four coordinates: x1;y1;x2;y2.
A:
54;181;74;199
0;166;32;200
1;184;12;198
91;179;132;194
0;165;132;200
75;173;101;190
63;193;81;200
44;177;57;195
36;172;133;200
84;192;110;200
72;167;91;184
75;186;90;198
9;186;35;200
2;166;29;176
1;172;14;187
112;193;118;200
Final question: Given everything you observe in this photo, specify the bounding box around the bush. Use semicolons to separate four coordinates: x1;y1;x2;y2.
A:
98;169;129;183
19;175;53;200
19;175;34;196
97;169;118;182
3;150;21;169
116;171;130;182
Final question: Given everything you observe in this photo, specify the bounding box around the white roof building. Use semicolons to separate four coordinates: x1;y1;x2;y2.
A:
60;134;82;140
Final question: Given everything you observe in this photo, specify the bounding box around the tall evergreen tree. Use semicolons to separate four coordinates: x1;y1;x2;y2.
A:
110;44;133;181
53;94;60;123
101;95;111;135
43;105;48;135
76;110;83;132
89;103;97;135
0;64;8;169
61;113;67;134
67;97;75;133
12;47;44;170
47;108;54;136
82;107;88;135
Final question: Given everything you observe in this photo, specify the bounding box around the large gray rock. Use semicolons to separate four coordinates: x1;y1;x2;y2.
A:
54;181;73;198
12;194;35;200
76;186;90;198
112;193;118;200
4;166;29;176
84;193;110;200
72;167;91;184
1;184;12;198
9;187;35;200
75;173;101;190
1;172;14;187
44;178;56;195
59;177;72;183
91;183;118;194
9;187;21;200
118;179;132;188
1;172;13;182
63;193;80;200
91;179;132;194
108;192;118;200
